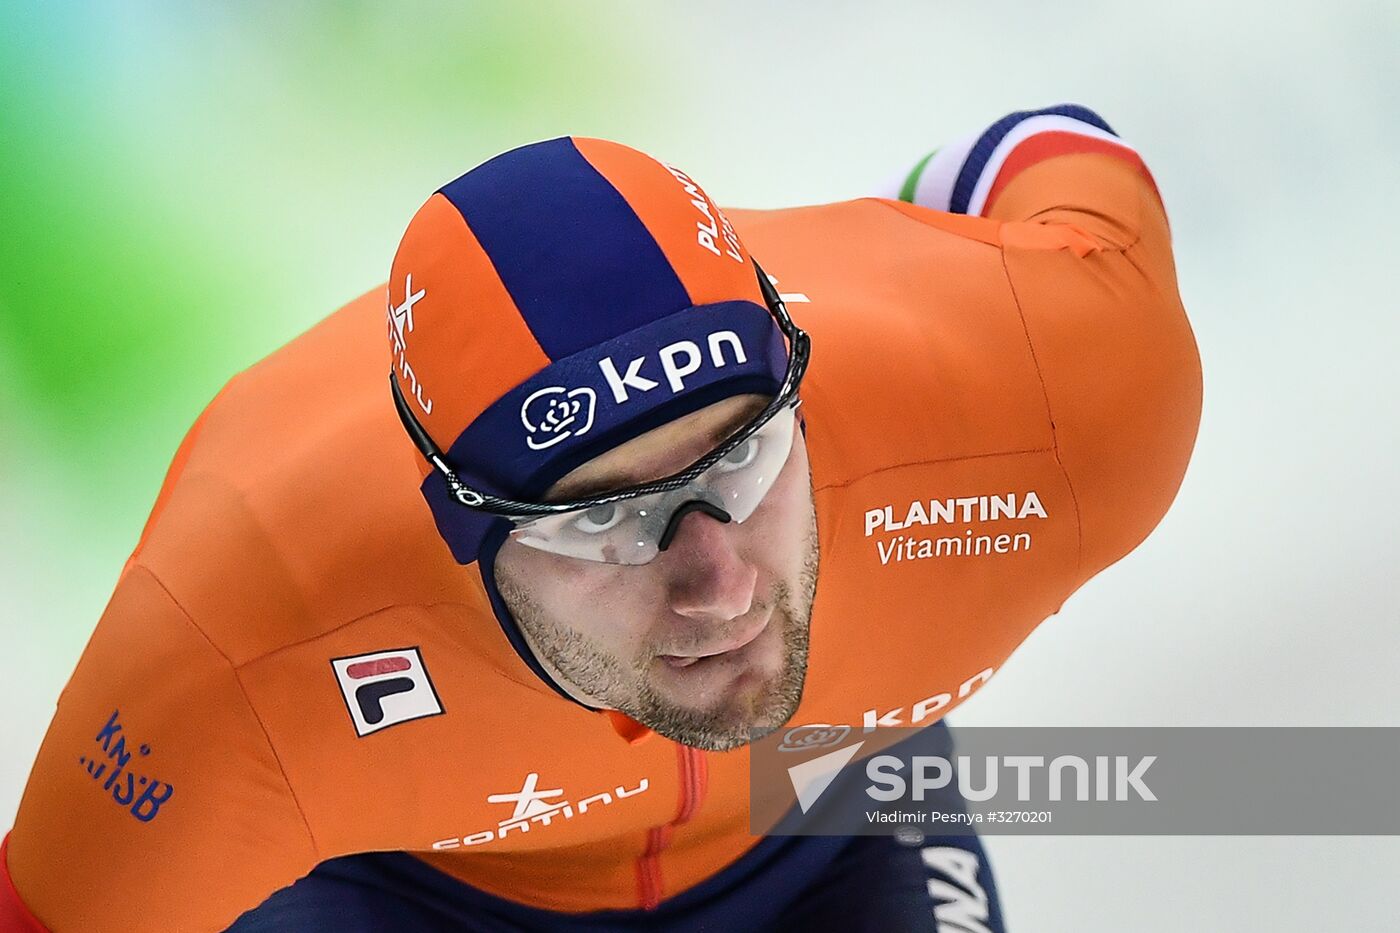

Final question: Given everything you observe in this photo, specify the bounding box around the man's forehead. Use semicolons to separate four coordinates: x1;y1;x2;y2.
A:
546;393;771;501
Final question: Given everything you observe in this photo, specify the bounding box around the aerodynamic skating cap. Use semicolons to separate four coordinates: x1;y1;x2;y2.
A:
386;136;788;567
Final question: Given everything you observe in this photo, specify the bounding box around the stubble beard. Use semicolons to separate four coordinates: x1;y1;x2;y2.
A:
498;494;821;752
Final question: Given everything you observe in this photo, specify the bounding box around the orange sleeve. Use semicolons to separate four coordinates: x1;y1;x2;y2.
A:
881;104;1202;581
5;564;318;932
995;150;1203;583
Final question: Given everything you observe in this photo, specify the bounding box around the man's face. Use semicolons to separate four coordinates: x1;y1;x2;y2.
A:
493;393;819;752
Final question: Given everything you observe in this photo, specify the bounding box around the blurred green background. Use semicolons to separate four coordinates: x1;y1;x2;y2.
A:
3;2;1398;929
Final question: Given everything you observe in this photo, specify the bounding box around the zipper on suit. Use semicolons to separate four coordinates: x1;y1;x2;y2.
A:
635;743;708;909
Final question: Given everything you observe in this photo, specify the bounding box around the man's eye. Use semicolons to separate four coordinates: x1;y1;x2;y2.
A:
717;438;760;472
573;503;626;534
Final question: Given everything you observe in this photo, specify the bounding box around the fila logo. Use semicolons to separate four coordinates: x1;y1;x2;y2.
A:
331;647;444;737
598;330;748;404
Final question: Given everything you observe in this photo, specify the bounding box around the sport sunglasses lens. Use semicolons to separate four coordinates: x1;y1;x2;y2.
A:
506;404;799;565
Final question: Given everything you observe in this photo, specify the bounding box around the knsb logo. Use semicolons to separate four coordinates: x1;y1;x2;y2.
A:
431;770;650;850
79;709;174;823
331;647;443;737
520;386;597;450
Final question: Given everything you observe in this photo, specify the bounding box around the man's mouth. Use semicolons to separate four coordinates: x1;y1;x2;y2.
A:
658;615;770;669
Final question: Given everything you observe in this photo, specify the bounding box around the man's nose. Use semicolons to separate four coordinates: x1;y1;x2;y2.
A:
662;507;756;621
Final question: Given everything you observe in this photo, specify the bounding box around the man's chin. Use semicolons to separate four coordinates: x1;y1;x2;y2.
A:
636;697;797;752
628;659;806;751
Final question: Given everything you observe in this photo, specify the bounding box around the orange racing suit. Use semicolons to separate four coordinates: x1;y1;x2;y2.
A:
2;104;1202;931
